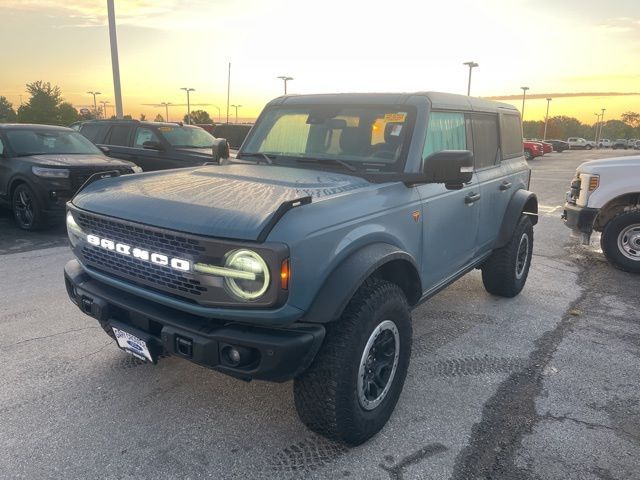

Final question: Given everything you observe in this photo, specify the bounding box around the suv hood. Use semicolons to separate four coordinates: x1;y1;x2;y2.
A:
22;153;134;168
579;155;640;173
72;164;372;240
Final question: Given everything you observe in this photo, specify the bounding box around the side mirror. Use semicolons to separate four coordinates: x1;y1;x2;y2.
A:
422;150;474;189
98;145;111;156
142;140;164;151
211;138;230;163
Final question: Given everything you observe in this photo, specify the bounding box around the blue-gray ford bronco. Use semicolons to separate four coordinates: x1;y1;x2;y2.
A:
64;92;537;445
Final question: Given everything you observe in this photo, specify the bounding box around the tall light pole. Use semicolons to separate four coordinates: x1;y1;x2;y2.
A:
231;104;242;124
520;86;529;121
160;102;172;122
463;62;478;96
107;0;123;119
543;98;552;141
277;76;294;95
87;91;101;118
211;105;221;123
181;87;195;124
99;100;110;119
593;113;601;143
226;62;231;124
598;108;606;144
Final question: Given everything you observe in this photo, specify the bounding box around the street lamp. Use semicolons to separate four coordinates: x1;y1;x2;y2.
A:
520;86;529;121
87;91;101;118
543;98;552;141
231;104;242;124
211;105;221;123
463;62;478;96
593;113;602;143
160;102;172;122
598;108;606;144
180;87;195;124
277;76;294;95
99;100;110;119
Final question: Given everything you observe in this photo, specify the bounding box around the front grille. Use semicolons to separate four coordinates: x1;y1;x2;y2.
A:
82;245;206;296
76;213;205;257
76;212;209;300
70;166;133;192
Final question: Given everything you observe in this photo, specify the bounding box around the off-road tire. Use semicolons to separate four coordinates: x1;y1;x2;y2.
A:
12;183;46;231
481;215;534;297
293;278;412;445
600;210;640;273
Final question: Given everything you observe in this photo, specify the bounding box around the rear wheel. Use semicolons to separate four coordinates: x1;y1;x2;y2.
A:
293;278;411;445
524;149;533;161
12;184;46;231
481;215;533;297
601;210;640;273
586;144;593;150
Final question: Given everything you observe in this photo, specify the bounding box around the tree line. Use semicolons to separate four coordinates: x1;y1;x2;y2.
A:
524;113;640;141
0;81;217;126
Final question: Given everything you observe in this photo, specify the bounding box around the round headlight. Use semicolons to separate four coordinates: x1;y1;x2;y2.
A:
223;249;270;300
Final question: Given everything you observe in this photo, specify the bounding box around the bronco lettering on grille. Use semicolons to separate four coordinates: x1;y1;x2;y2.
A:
86;234;191;272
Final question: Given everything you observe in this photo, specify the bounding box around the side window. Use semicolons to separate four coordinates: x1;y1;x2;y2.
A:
500;114;523;159
134;127;160;148
471;114;499;169
422;112;466;162
80;124;110;143
108;125;132;146
0;138;4;156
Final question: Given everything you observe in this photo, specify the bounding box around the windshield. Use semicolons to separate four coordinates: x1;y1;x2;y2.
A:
157;125;216;148
241;105;415;172
5;129;102;156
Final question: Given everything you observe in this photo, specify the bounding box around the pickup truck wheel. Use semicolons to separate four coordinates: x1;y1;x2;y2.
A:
481;215;533;297
293;278;411;445
601;210;640;273
12;184;46;231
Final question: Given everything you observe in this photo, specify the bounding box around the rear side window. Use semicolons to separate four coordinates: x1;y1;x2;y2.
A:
134;127;160;148
80;124;110;143
500;114;523;158
107;125;132;146
422;112;466;161
471;114;499;169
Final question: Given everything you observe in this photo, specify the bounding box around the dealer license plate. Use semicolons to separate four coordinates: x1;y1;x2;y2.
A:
112;327;153;362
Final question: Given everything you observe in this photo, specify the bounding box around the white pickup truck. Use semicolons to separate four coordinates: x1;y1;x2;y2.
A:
563;155;640;272
567;137;597;150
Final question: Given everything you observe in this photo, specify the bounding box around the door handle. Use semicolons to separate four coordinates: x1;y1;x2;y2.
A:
499;181;512;191
465;192;481;204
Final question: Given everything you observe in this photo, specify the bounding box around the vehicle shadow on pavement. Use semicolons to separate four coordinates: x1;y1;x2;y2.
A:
0;207;67;255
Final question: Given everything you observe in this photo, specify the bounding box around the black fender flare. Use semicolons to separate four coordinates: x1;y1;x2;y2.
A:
303;243;422;324
495;189;538;248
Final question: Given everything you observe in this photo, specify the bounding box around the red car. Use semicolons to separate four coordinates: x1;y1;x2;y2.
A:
523;140;544;160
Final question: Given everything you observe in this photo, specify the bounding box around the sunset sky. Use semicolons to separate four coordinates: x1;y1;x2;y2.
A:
0;0;638;124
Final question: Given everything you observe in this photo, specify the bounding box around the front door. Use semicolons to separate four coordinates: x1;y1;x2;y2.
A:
417;111;480;291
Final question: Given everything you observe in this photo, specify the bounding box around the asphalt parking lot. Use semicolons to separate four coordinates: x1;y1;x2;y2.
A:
1;149;639;480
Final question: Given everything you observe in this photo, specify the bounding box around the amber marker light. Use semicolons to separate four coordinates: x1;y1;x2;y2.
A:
588;176;599;192
280;259;290;290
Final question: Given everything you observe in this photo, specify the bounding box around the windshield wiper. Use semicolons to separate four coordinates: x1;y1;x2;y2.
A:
238;152;274;165
294;157;357;172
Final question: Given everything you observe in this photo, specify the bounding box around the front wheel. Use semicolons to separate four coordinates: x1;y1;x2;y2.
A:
12;183;46;231
481;215;534;297
601;210;640;273
293;279;412;445
586;144;593;150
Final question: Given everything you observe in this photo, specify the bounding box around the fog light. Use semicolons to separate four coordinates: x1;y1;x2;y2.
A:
228;348;241;365
220;344;257;368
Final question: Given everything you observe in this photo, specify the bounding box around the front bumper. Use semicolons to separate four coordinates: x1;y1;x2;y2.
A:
64;259;325;382
562;202;599;234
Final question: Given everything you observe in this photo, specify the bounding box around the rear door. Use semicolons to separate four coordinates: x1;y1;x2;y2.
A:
416;111;480;291
131;126;178;171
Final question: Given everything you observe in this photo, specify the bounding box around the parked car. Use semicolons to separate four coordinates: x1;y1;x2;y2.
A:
563;155;640;273
524;140;544;160
0;124;139;230
634;140;640;150
612;139;628;150
545;139;570;152
64;91;537;445
78;120;231;171
567;137;596;150
598;139;611;148
628;139;637;148
212;124;253;149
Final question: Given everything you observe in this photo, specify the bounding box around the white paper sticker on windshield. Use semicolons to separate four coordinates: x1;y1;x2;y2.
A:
389;125;403;136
